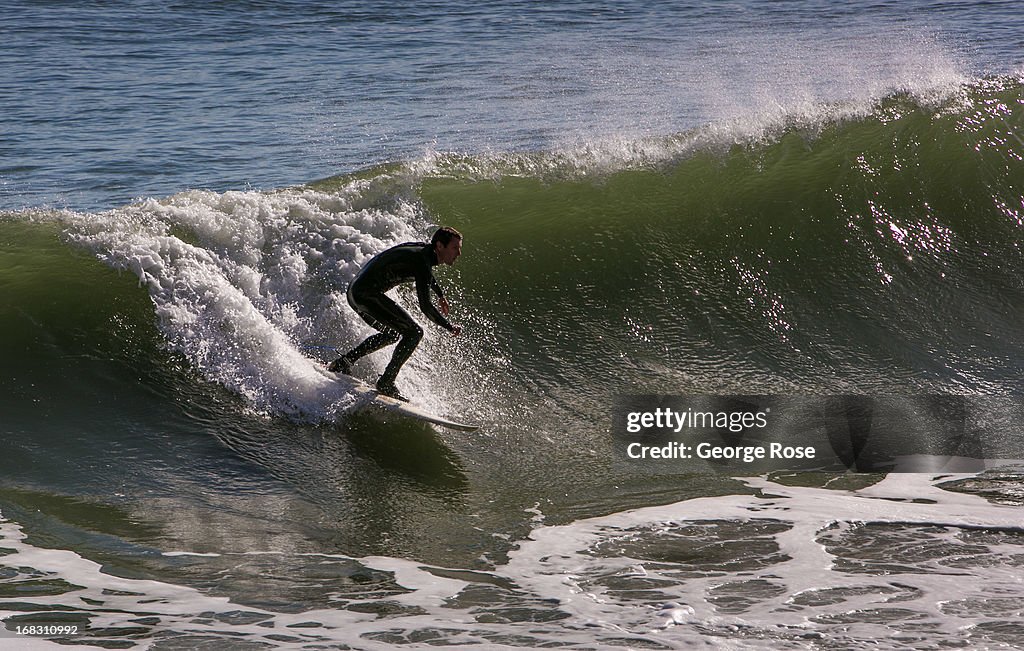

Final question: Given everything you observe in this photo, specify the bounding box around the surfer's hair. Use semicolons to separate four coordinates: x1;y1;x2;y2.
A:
431;226;463;247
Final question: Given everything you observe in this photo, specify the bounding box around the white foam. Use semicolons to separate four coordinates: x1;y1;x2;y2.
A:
3;468;1023;648
59;177;440;423
502;468;1024;645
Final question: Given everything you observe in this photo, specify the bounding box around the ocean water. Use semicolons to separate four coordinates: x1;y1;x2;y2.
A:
3;1;1024;648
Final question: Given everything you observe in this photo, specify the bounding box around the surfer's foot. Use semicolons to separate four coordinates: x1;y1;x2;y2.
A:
328;355;353;374
376;380;409;402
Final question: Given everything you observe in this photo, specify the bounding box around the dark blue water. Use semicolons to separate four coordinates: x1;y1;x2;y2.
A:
4;0;1022;211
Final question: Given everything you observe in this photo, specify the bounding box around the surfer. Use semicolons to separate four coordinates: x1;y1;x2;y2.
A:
328;227;463;401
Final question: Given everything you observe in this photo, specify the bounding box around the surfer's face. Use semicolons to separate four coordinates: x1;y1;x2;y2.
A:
436;238;462;265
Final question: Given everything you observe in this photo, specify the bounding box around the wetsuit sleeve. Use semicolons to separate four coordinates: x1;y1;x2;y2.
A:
415;270;454;332
429;275;444;299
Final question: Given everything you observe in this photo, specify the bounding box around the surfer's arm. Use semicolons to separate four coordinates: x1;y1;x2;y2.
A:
429;275;444;299
430;276;451;316
415;273;455;332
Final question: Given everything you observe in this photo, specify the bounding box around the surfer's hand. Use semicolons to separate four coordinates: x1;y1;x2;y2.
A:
439;297;451;316
451;324;462;336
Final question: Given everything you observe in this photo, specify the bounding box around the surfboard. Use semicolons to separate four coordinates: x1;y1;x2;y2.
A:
345;377;480;432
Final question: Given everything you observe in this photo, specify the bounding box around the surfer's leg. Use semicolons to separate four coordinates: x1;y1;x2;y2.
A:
372;302;422;392
330;330;399;372
378;319;422;387
333;292;421;394
352;294;422;399
329;291;402;373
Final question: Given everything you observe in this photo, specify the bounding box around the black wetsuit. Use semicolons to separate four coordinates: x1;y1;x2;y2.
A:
340;242;454;386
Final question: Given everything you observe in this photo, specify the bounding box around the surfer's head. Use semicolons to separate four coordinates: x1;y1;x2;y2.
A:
431;227;463;266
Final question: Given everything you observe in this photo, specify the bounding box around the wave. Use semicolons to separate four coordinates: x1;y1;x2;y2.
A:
420;74;1024;415
3;75;1023;433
